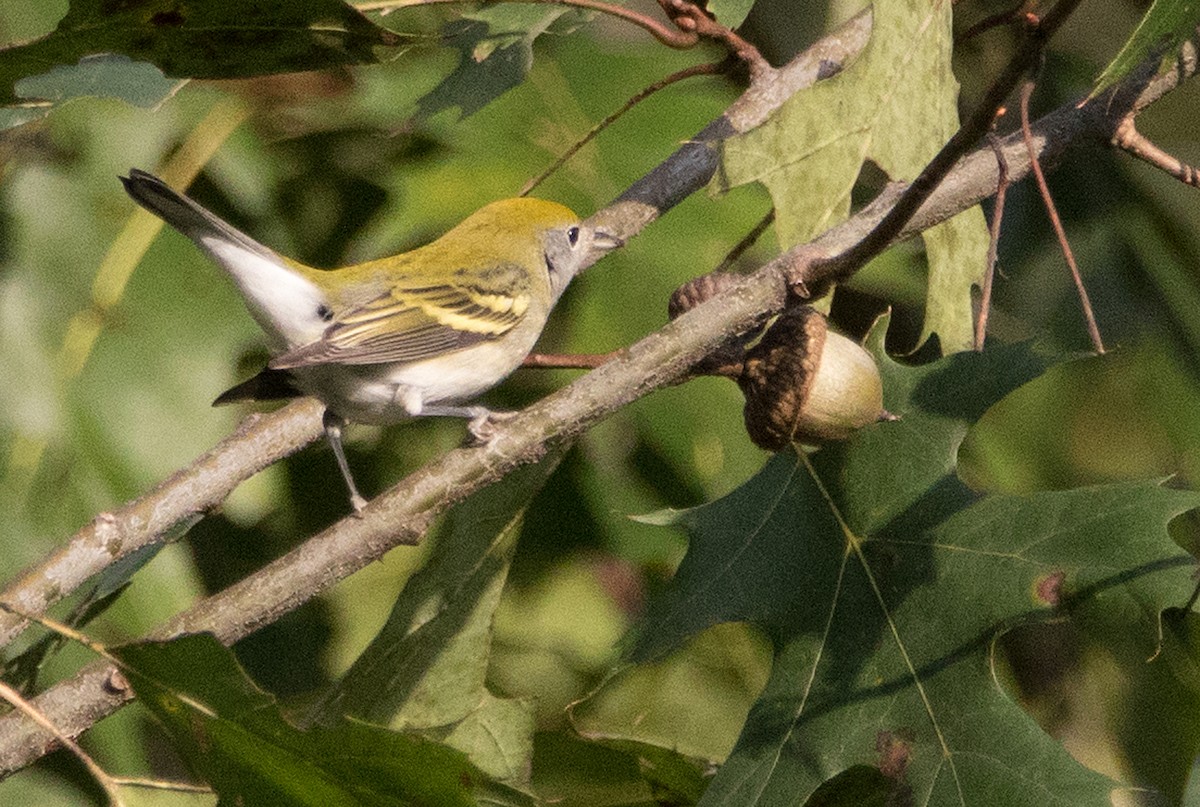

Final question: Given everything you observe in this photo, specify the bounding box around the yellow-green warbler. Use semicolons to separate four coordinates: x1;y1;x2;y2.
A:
122;169;620;511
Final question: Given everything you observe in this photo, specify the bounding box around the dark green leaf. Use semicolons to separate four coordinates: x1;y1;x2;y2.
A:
531;731;710;806
595;738;714;804
0;0;399;107
630;324;1200;804
631;324;1056;658
416;5;570;119
311;451;565;785
113;634;531;807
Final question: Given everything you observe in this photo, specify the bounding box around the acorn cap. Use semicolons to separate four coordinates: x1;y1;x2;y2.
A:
668;271;753;378
738;307;885;450
667;271;744;320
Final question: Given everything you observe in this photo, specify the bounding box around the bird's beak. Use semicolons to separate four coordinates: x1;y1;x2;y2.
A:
590;227;624;258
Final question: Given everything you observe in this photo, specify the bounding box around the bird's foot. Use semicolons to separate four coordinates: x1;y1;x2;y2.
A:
466;409;516;446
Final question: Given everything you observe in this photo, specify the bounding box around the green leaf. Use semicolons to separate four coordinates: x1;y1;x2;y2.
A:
592;738;714;803
715;0;989;352
2;53;183;128
707;0;756;30
416;5;570;119
1091;0;1200;98
530;731;714;806
629;326;1200;804
310;451;565;785
572;622;770;765
0;0;398;108
113;634;530;807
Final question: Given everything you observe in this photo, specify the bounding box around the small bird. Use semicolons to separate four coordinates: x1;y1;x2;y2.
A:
121;169;620;511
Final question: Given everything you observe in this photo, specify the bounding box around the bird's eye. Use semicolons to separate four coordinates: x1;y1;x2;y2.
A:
567;226;581;247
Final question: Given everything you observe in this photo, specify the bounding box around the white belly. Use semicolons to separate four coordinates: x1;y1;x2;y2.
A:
290;336;530;425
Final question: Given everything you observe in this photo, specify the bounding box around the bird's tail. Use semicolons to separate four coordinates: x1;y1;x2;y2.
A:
120;169;328;349
120;169;280;264
213;367;301;405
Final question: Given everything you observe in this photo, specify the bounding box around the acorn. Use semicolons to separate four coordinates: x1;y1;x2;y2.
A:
669;272;890;451
738;306;887;450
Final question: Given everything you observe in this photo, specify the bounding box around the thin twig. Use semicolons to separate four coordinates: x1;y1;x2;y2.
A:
362;0;769;77
112;778;211;793
656;0;771;79
713;208;775;275
811;0;1086;291
521;351;622;369
956;2;1028;43
522;61;726;196
1019;80;1105;353
1113;113;1200;188
976;133;1009;351
0;678;125;805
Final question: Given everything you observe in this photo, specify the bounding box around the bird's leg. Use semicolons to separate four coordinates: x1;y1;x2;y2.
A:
323;410;368;513
419;404;513;445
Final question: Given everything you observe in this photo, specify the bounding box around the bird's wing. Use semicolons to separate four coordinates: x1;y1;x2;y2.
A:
269;264;532;368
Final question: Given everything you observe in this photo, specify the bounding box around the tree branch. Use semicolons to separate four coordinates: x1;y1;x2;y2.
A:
0;9;875;667
0;400;324;650
1113;112;1200;188
0;13;1195;778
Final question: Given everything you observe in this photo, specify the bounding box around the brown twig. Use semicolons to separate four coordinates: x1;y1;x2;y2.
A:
0;680;126;805
0;607;127;807
362;0;769;78
1183;573;1200;615
1019;80;1105;353
1113;113;1200;188
365;0;769;76
810;1;1086;292
713;208;776;275
656;0;771;79
976;132;1009;351
522;61;727;196
956;2;1029;43
113;777;211;793
521;351;622;369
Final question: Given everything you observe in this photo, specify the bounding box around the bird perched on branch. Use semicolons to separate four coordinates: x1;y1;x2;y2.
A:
122;169;621;511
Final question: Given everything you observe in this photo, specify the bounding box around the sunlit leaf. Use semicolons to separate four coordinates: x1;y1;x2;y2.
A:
715;0;989;352
311;452;565;785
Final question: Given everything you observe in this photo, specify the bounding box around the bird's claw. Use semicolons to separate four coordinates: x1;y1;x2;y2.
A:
467;410;516;445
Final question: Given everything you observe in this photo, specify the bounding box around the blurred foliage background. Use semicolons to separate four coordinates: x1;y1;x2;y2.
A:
0;0;1199;803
